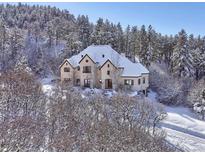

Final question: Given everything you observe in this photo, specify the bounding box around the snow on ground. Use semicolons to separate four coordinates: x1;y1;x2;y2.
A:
73;87;118;98
40;75;57;96
40;76;205;152
76;88;103;98
128;91;138;97
147;90;205;152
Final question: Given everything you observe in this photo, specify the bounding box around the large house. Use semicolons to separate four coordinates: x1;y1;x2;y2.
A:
60;45;149;94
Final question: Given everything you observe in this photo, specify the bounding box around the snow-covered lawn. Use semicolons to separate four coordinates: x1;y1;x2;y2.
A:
147;90;205;152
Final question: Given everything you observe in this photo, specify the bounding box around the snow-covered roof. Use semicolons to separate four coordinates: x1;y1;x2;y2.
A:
67;45;149;77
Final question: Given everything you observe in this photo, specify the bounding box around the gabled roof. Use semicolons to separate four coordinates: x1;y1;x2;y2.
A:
99;59;118;70
66;45;149;77
78;54;96;64
59;59;74;69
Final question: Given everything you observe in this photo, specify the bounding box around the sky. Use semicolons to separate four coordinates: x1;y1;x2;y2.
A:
7;2;205;36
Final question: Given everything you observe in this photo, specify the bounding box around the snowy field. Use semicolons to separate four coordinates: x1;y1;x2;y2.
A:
41;77;205;152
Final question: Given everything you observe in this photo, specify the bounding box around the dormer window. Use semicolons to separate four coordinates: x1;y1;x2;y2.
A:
102;54;105;58
81;55;83;58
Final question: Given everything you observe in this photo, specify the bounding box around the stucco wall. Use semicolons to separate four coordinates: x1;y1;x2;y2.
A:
60;61;74;84
79;55;96;88
120;73;149;91
60;58;149;92
100;60;119;89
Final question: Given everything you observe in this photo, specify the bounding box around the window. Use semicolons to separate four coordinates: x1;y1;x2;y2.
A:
76;79;80;86
124;79;134;85
143;77;145;84
124;80;128;85
86;59;89;63
64;67;70;72
138;79;141;85
131;80;134;85
64;78;71;83
84;79;91;87
107;70;110;75
77;66;80;71
81;55;83;58
83;66;91;73
107;64;110;68
102;54;105;58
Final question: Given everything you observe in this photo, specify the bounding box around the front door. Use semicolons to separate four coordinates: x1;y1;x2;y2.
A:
84;79;91;87
105;79;112;89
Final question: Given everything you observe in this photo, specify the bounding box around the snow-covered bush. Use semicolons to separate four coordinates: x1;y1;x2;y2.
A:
0;70;47;151
0;70;175;151
45;88;173;152
149;63;191;105
187;78;205;120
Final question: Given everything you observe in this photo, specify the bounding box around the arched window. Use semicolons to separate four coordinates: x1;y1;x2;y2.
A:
64;67;70;72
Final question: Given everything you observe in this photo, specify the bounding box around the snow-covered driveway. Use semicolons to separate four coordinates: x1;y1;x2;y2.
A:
147;91;205;152
161;106;205;151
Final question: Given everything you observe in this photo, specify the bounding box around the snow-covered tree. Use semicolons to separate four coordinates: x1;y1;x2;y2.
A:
91;18;104;45
171;29;195;78
0;20;8;70
188;79;205;120
116;22;124;52
147;25;156;63
138;25;151;67
14;54;32;73
124;25;131;56
130;26;140;62
0;70;46;151
8;27;24;67
77;15;91;49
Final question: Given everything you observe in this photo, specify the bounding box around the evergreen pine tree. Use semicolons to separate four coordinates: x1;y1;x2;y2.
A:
130;26;140;62
0;20;8;70
138;25;150;67
91;18;104;45
171;29;195;78
77;15;91;49
124;25;131;57
116;22;124;53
